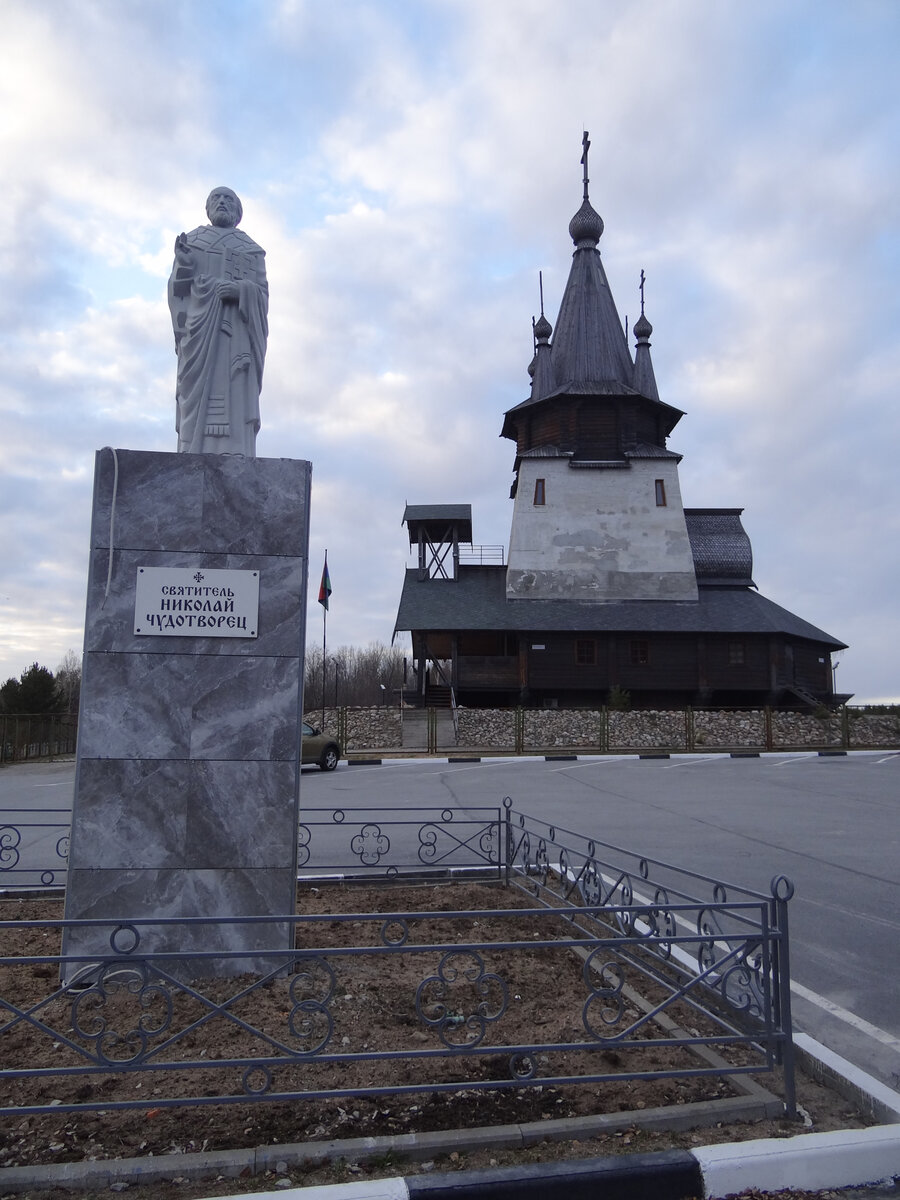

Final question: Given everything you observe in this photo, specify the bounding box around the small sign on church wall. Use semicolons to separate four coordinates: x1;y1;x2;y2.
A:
134;567;259;638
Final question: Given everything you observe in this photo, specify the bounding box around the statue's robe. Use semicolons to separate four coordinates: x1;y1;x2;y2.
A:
168;224;268;456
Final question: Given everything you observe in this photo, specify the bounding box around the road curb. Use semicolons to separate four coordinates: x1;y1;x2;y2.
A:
214;1149;703;1200
208;1129;900;1200
694;1124;900;1196
794;1032;900;1124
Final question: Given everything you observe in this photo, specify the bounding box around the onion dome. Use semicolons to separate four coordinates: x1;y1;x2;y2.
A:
568;198;604;248
534;312;552;342
632;290;659;402
633;311;652;340
633;312;657;340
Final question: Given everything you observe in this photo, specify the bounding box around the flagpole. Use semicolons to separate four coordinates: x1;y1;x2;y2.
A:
321;550;327;731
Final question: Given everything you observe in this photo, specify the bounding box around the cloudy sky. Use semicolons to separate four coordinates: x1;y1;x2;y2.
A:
1;0;898;703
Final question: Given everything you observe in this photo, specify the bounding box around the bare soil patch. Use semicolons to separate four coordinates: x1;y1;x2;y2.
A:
0;881;873;1197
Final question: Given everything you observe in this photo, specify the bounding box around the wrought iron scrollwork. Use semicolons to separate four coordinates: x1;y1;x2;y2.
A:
416;951;507;1047
350;823;390;866
297;824;311;867
719;953;766;1016
578;859;603;906
69;963;172;1065
287;955;334;1054
581;955;632;1040
533;838;549;884
418;820;498;867
614;874;634;934
0;825;21;870
644;887;675;959
696;906;767;1017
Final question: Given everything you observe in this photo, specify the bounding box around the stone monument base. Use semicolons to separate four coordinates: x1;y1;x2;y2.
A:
62;449;311;980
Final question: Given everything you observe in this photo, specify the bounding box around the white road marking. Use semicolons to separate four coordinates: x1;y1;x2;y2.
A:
663;756;728;769
548;757;631;773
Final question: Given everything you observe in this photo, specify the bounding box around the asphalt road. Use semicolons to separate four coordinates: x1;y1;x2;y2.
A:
2;751;898;1093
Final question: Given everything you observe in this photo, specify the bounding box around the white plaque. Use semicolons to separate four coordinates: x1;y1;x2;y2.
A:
134;567;259;638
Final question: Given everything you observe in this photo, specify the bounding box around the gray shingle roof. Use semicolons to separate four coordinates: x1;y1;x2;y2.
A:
685;509;754;586
394;565;845;647
403;504;473;545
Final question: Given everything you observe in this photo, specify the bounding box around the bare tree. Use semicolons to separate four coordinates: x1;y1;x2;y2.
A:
55;649;82;715
304;642;409;710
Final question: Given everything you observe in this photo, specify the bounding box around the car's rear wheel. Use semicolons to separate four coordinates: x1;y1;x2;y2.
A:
319;745;339;771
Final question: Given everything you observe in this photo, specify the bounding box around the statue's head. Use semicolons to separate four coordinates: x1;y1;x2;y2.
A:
206;187;243;228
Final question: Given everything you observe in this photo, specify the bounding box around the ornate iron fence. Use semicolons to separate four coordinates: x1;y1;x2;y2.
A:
0;809;70;890
0;801;795;1120
503;801;796;1113
296;805;502;878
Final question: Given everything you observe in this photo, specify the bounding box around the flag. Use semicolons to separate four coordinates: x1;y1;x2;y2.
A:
318;557;332;610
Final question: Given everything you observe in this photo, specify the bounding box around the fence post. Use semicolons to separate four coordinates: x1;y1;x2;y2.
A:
515;707;524;755
771;875;797;1119
427;707;437;754
685;707;694;752
502;797;512;886
765;706;773;751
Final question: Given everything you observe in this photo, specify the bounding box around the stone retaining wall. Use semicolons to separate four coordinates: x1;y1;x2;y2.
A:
523;708;602;747
456;707;517;748
313;706;403;751
609;710;687;750
316;706;900;753
846;713;900;746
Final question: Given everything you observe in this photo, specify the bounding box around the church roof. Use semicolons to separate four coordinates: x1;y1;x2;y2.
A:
403;504;473;545
685;509;755;586
545;227;635;396
394;565;846;648
501;133;680;443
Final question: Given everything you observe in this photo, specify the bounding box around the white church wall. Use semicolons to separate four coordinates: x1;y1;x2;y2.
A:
506;457;698;601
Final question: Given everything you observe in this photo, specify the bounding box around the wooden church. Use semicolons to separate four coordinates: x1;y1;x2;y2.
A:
394;137;847;710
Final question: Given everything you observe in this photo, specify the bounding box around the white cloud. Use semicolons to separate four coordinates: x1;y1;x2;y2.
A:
0;0;898;704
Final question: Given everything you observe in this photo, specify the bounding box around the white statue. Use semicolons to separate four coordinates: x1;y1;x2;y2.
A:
168;187;268;456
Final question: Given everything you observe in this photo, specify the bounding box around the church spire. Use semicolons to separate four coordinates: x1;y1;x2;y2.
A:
528;272;554;401
548;132;633;390
632;269;660;402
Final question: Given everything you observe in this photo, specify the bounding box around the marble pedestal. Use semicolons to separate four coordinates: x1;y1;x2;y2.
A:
62;449;311;979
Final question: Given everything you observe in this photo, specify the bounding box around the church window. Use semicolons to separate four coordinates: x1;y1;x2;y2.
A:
534;478;546;505
655;479;667;506
728;641;745;666
575;638;596;666
630;639;650;666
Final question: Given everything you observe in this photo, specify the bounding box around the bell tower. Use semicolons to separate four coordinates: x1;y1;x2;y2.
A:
501;133;697;603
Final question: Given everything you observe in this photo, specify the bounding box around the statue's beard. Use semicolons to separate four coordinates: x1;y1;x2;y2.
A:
210;208;236;228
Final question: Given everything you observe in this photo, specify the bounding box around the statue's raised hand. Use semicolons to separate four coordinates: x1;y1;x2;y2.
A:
173;233;193;266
